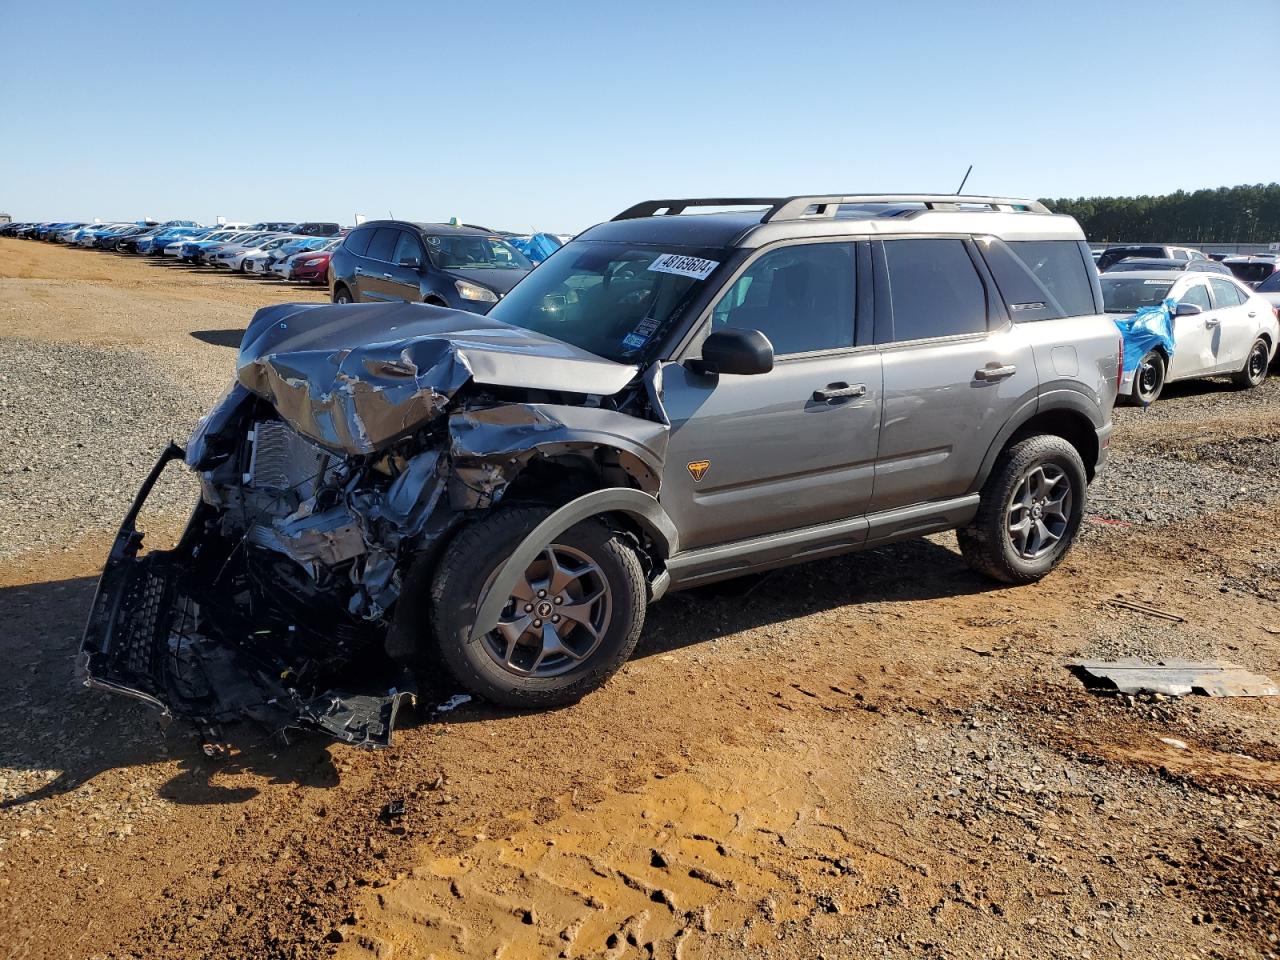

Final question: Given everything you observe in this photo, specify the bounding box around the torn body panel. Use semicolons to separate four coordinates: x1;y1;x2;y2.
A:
82;302;675;747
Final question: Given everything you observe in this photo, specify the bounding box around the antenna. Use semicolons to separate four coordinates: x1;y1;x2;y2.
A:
955;165;973;194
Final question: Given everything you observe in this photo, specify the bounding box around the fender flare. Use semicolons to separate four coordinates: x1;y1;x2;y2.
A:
469;488;679;641
969;387;1104;493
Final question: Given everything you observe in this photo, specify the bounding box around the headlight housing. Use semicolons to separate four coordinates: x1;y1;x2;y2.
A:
455;279;497;303
301;257;324;266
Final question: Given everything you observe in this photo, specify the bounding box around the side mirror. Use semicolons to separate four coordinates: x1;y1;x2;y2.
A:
399;256;422;269
693;327;774;376
1175;302;1203;317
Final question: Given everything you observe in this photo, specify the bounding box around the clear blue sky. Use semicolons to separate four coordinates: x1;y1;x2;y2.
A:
2;0;1276;233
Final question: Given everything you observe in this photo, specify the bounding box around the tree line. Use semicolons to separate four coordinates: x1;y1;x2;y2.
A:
1040;183;1280;243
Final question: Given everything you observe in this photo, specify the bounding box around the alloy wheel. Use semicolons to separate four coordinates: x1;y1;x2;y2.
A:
481;544;612;678
1006;463;1072;560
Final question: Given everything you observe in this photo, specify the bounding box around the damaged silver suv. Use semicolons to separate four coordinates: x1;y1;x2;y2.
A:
82;195;1121;746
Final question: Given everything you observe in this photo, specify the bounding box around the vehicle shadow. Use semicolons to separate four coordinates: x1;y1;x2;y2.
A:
190;329;245;348
0;574;341;811
0;535;994;808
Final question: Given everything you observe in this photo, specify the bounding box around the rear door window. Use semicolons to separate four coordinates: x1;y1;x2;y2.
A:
365;228;398;263
1209;278;1246;308
881;239;987;341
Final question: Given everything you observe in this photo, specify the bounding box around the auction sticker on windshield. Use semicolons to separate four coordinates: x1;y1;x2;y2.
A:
648;253;719;280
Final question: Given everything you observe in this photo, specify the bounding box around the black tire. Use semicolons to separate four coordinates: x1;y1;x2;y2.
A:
429;506;646;708
1130;350;1165;406
333;284;353;304
957;434;1088;585
1231;338;1270;389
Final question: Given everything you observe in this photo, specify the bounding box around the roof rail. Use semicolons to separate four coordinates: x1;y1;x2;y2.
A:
612;194;1050;223
611;198;780;221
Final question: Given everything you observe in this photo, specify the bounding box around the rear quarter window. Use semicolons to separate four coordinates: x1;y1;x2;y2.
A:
979;238;1097;320
343;229;373;257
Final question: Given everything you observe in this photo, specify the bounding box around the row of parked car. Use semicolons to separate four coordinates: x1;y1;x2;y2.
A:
0;218;349;284
1091;242;1280;287
0;218;570;293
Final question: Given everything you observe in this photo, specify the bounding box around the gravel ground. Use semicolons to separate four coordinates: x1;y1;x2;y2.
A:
0;338;208;559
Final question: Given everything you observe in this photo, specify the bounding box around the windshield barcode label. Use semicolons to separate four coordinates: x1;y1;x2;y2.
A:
648;253;719;280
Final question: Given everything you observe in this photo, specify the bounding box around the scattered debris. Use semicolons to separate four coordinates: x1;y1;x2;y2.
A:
1159;737;1189;750
1106;597;1185;623
436;693;472;714
379;799;406;822
1070;658;1280;697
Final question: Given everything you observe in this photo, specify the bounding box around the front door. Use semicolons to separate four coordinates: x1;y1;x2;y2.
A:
870;238;1039;511
660;241;882;550
1168;279;1216;380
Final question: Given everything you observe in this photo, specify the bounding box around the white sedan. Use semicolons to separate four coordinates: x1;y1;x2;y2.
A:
1101;270;1278;404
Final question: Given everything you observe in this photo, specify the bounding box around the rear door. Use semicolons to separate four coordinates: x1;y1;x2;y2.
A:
869;237;1038;512
356;227;400;301
1207;277;1256;370
661;240;882;550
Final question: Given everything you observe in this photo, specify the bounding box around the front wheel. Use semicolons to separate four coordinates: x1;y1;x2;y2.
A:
1231;338;1270;389
1131;350;1165;406
333;284;353;304
429;507;646;708
958;435;1088;585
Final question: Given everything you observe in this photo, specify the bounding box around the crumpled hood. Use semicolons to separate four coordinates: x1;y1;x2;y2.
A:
237;301;638;455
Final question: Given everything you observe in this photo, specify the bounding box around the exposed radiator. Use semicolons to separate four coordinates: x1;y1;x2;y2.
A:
246;420;339;501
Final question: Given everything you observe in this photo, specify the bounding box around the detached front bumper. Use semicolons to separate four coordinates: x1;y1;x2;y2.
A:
80;444;415;748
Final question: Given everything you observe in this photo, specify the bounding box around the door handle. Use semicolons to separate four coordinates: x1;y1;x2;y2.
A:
1204;316;1220;326
974;363;1017;381
1248;311;1257;318
383;272;393;279
812;382;867;402
354;266;364;276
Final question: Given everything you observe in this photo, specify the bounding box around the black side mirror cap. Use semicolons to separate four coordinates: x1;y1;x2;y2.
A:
1174;302;1203;317
692;327;774;376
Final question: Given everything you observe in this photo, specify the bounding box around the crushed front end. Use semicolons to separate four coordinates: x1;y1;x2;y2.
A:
80;301;666;748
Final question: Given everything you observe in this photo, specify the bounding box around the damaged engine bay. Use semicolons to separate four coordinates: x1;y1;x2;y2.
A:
81;302;669;747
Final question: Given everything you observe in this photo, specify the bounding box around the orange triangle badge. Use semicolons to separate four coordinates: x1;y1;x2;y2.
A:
687;460;711;482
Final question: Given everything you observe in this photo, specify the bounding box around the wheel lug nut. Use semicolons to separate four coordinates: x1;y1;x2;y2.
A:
554;596;563;604
532;619;542;627
524;604;533;612
537;590;547;598
552;615;560;623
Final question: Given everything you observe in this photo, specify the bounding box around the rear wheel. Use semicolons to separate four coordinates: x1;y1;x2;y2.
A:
958;435;1087;585
1131;350;1165;406
1232;338;1270;389
429;507;646;708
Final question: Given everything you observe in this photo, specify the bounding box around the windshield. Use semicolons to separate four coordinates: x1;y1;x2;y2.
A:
1101;277;1174;313
1257;271;1280;293
487;240;727;363
425;234;533;271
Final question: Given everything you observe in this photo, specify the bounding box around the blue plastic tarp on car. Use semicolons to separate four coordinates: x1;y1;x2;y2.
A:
1114;298;1177;376
505;232;562;263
